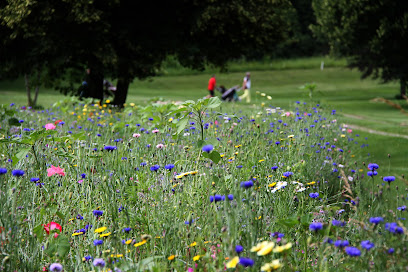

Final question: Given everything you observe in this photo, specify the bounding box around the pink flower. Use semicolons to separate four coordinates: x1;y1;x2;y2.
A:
47;165;65;177
133;133;141;138
156;144;164;149
78;179;83;184
43;221;62;238
45;123;56;130
347;129;353;133
152;129;159;134
285;112;291;116
188;268;194;272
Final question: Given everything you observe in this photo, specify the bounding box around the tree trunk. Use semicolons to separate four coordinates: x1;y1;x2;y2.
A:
24;74;33;107
113;78;130;108
400;78;406;98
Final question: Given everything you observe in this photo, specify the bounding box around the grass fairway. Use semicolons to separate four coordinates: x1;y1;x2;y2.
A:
1;60;407;176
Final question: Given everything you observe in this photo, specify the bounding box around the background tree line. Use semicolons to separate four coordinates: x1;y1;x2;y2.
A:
0;0;407;107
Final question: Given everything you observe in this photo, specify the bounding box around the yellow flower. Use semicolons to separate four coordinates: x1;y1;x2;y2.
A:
268;182;277;188
72;232;83;236
110;254;123;258
288;135;294;138
226;256;239;269
251;241;269;252
95;227;107;233
190;241;197;247
273;242;292;253
341;134;346;138
204;241;211;244
168;255;176;261
130;103;135;107
106;99;111;103
168;117;174;122
267;95;272;100
261;259;282;271
306;181;316;185
234;144;242;148
100;232;111;238
193;255;201;261
257;241;275;256
124;239;132;245
259;159;265;162
134;240;147;247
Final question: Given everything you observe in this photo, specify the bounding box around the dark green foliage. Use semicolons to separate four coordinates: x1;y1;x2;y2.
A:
312;0;408;97
0;0;293;106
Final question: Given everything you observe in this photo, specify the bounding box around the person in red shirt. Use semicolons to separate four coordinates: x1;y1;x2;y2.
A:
207;75;216;97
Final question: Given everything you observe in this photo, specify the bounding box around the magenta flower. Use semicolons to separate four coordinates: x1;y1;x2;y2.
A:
45;123;56;130
47;165;65;177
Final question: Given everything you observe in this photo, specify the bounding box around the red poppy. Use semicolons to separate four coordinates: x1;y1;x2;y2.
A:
43;222;62;238
54;120;63;125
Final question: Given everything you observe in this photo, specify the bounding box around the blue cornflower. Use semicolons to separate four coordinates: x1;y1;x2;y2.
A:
345;247;361;257
0;168;7;175
81;173;86;179
214;195;224;202
309;222;323;232
12;169;25;177
118;205;124;212
30;177;40;182
397;205;406;211
332;219;346;227
165;164;175;170
235;245;244;254
369;217;383;224
49;263;63;272
283;171;293;177
388;248;395;254
385;222;404;234
104;146;117;151
239;257;254;267
122;227;132;233
240;181;254;189
97;134;102;137
121;157;127;160
148;118;154;121
150;165;160;172
361;240;374;250
76;214;84;220
236;165;243;169
140;162;147;166
367;171;378;177
93;239;103;246
227;194;234;201
383;176;395;183
271;166;278;171
275;141;280;145
202;145;214;153
209;196;215;203
367;163;379;170
93;210;103;217
93;258;105;267
309;192;319;198
334;240;349;248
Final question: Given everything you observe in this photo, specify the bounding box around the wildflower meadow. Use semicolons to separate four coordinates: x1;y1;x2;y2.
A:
0;96;406;271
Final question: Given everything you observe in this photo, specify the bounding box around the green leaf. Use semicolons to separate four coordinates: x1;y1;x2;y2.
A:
56;235;70;258
8;118;21;127
44;243;57;256
207;97;222;109
277;215;299;228
33;224;44;242
209;151;221;164
175;117;189;135
202;152;210;159
56;211;65;220
196;140;205;148
300;214;313;227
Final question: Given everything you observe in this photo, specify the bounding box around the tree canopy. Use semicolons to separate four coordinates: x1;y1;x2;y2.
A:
1;0;293;106
312;0;408;97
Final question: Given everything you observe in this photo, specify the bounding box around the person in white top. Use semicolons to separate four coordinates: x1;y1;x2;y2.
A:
239;72;251;103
